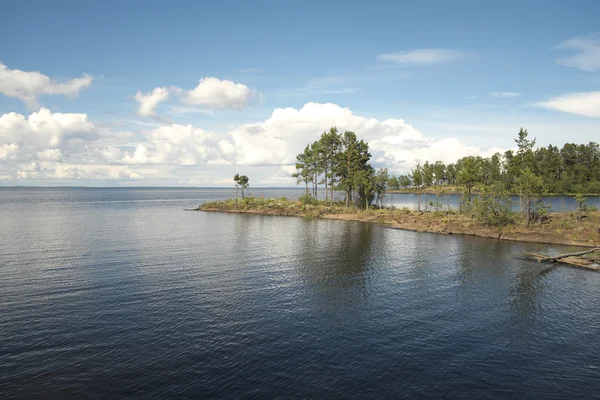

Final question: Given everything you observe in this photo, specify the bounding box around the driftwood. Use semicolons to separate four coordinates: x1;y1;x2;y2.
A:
524;248;600;263
523;248;600;271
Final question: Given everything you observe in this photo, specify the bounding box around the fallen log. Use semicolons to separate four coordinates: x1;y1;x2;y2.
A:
523;248;600;271
524;248;600;263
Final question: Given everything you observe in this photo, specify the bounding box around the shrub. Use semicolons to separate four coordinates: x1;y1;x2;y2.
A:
299;193;319;205
472;188;515;229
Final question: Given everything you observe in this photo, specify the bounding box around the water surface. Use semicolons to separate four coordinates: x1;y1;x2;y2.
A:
1;188;599;399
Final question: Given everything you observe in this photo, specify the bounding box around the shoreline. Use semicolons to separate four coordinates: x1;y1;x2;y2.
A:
196;201;600;249
388;188;600;197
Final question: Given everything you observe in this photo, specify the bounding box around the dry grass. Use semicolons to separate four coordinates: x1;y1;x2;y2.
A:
200;198;600;247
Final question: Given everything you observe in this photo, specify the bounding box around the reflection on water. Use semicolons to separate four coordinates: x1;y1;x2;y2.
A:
1;188;600;399
296;221;375;310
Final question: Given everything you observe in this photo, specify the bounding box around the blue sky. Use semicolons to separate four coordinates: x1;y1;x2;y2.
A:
1;0;599;186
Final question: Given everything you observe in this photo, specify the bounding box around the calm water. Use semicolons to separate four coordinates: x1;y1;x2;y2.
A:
1;188;600;399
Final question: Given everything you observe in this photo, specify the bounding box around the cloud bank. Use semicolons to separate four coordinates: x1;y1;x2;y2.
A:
1;103;499;184
0;62;92;109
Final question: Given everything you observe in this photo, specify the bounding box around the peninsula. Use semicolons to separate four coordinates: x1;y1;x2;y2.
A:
196;197;600;249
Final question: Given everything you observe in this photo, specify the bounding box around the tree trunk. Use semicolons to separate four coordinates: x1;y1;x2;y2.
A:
324;166;328;203
330;178;334;206
525;195;531;226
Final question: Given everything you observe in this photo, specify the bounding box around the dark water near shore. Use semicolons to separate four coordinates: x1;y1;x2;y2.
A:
1;188;600;399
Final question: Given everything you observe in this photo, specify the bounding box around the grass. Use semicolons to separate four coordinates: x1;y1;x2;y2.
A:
199;197;600;247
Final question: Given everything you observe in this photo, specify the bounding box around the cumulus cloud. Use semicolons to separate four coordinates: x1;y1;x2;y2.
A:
537;92;600;118
218;103;494;171
377;49;464;66
181;77;259;109
0;62;92;109
133;78;261;119
0;108;94;162
103;124;229;166
489;92;521;98
135;87;171;117
1;103;499;184
556;36;600;72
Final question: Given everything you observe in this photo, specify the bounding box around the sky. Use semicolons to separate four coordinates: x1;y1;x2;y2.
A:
1;0;599;187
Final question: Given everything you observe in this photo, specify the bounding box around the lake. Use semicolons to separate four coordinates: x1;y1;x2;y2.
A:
1;188;600;399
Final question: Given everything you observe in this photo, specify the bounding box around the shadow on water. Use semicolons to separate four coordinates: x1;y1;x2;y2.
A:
509;262;547;335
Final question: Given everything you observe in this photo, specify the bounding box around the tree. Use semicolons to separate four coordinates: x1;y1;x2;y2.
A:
518;167;546;225
293;145;313;196
411;164;424;211
411;164;423;189
374;168;389;208
388;175;400;190
422;161;434;187
317;127;341;205
336;131;371;207
356;167;375;210
514;128;538;213
472;185;515;229
433;161;446;185
399;175;412;188
457;156;481;199
233;173;249;199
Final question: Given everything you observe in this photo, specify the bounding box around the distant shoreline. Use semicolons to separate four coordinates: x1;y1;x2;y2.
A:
388;187;600;197
196;199;600;249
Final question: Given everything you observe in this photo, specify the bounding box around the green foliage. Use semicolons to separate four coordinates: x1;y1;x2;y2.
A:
399;175;412;188
575;194;588;212
472;187;515;229
233;173;249;199
299;193;319;205
293;126;375;209
293;126;600;217
374;168;389;208
518;167;546;225
574;194;590;221
411;164;423;188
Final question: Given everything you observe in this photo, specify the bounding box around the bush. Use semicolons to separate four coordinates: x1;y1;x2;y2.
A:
299;193;319;205
472;189;515;229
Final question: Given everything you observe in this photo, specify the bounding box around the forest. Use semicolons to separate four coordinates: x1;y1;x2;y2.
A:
293;127;599;226
293;127;389;209
389;129;600;195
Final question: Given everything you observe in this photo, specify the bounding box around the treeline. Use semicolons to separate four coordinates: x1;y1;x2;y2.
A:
292;127;598;227
293;127;389;208
387;129;600;194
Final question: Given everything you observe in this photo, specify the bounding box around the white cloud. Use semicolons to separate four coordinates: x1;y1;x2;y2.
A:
0;62;92;109
556;36;600;72
219;103;494;172
489;92;521;98
0;103;500;184
0;108;94;162
135;87;171;117
133;78;260;118
288;76;360;96
181;77;259;109
377;49;464;66
101;124;230;166
537;91;600;118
